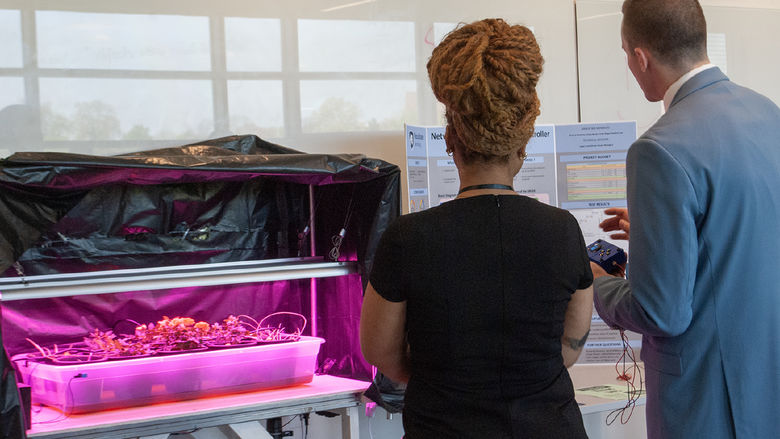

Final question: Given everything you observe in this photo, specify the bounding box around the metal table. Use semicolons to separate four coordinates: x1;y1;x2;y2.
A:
26;375;369;439
571;363;648;439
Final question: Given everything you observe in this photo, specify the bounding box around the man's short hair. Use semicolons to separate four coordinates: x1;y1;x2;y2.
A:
622;0;707;69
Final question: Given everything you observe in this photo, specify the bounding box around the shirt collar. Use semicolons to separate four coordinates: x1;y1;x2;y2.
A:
663;63;716;111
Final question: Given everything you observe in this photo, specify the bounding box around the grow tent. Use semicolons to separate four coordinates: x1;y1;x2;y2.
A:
0;135;400;433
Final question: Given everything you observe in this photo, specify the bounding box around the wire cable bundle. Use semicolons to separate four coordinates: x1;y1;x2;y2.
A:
606;329;644;425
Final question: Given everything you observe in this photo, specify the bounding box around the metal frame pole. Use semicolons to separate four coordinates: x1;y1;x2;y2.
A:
308;185;317;338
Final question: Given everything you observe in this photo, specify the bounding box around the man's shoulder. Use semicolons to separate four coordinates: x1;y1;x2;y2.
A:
645;77;780;145
631;78;780;179
670;73;780;119
634;117;684;155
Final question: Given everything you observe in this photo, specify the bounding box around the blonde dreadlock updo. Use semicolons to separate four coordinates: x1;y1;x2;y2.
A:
427;18;544;162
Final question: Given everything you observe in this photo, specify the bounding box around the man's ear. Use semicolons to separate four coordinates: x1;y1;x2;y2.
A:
634;47;650;72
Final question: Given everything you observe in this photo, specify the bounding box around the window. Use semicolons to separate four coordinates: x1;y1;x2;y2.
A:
0;77;25;109
0;10;22;68
0;77;32;157
36;11;211;71
300;80;416;133
225;17;282;72
297;19;418;133
0;6;433;155
39;78;213;141
228;80;284;137
298;19;415;72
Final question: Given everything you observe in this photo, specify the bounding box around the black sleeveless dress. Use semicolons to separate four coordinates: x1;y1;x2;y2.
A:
370;195;592;438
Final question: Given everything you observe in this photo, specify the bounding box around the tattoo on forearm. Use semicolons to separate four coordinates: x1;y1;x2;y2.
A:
565;330;590;350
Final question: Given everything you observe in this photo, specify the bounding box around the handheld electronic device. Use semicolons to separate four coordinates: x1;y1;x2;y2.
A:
587;239;627;275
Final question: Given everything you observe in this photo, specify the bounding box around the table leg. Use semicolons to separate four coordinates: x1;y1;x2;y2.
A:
227;420;274;439
340;406;360;439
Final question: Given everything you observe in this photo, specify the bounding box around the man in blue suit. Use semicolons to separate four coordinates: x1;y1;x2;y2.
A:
592;1;780;438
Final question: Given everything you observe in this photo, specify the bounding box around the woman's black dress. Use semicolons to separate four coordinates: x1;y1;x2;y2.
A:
370;195;593;438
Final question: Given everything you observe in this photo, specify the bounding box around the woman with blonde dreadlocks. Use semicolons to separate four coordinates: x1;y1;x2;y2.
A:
360;18;593;438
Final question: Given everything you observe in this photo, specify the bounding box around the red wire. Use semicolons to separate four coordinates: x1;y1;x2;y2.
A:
606;329;643;425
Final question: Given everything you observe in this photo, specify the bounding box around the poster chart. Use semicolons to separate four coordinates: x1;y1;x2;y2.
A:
555;121;635;211
405;124;430;213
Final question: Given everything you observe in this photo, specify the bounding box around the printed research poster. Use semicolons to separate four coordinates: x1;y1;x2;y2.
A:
513;124;557;206
406;120;641;364
405;124;429;213
425;126;457;207
405;123;559;211
554;121;641;364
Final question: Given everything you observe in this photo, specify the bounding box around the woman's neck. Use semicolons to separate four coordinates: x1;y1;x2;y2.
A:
456;165;517;199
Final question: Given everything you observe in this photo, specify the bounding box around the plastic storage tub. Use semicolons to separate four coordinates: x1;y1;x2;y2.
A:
13;336;324;413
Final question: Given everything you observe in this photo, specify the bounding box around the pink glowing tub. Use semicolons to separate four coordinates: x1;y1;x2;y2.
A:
13;336;324;413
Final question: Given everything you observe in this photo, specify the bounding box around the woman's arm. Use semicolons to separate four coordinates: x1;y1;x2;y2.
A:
561;286;594;368
359;282;411;383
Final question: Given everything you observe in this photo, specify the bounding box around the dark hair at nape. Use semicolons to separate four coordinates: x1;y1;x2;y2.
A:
622;0;707;69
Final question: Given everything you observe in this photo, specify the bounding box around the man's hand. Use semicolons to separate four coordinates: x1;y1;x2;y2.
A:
590;260;626;280
590;261;610;280
599;208;630;240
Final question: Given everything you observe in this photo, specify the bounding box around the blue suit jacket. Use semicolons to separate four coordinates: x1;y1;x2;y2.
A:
594;67;780;439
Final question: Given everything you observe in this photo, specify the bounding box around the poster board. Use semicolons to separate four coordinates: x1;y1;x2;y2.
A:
403;121;641;364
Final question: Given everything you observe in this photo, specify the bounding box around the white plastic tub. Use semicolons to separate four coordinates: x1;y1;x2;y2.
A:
13;336;324;413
